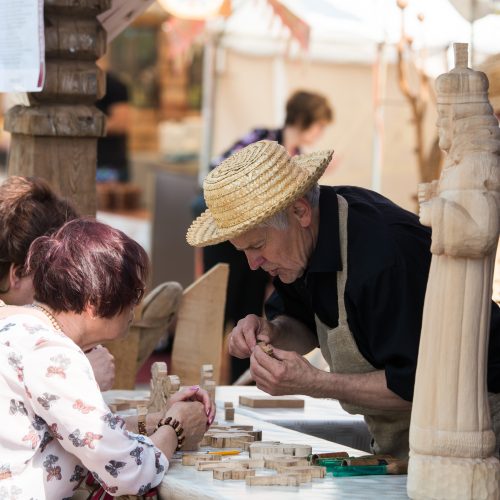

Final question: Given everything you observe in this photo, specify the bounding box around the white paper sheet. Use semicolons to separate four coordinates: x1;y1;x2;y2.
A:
0;0;45;92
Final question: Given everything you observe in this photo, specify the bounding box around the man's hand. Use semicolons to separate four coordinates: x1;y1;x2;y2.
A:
249;344;317;396
228;314;277;359
86;345;115;391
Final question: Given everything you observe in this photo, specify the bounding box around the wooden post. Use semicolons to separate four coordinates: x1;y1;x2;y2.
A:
4;0;110;216
408;43;500;499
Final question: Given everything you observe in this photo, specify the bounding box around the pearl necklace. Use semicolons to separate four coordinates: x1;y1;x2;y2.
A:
30;303;63;332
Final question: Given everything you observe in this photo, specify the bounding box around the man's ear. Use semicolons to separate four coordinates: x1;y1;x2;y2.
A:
290;197;313;228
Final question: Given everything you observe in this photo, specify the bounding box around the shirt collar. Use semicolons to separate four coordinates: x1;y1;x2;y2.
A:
307;186;342;273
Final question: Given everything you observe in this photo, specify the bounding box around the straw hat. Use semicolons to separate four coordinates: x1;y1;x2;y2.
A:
186;140;333;247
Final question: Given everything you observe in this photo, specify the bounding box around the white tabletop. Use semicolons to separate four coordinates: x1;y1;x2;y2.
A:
102;389;408;499
158;412;408;500
216;386;372;453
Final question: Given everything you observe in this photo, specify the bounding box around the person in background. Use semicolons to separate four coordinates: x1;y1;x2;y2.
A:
193;90;333;382
96;71;131;183
0;176;115;390
0;218;214;498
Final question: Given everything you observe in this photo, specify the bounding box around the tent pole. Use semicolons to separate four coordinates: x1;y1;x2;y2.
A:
199;28;218;187
371;41;386;193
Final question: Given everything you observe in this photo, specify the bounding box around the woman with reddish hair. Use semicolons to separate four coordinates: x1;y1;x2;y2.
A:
0;218;214;498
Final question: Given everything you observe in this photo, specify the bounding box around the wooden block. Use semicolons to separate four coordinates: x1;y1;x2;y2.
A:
114;396;150;406
210;424;254;431
277;465;326;479
257;341;277;359
246;474;300;487
213;468;255;480
181;454;222;466
224;407;235;421
204;380;216;402
197;460;236;471
264;457;309;469
201;364;214;381
231;458;265;469
249;442;312;459
247;430;262;441
107;402;130;412
209;432;254;448
167;375;181;396
224;402;233;408
239;396;305;408
282;470;312;483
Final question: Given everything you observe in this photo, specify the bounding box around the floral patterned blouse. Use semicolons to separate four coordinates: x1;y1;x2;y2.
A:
0;307;168;500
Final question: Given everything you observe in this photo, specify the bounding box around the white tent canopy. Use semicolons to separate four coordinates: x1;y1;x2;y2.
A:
217;0;500;73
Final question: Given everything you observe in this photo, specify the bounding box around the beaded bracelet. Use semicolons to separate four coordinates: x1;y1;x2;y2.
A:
137;406;148;435
157;416;185;451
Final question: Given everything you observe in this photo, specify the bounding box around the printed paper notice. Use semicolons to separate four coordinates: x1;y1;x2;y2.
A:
0;0;45;92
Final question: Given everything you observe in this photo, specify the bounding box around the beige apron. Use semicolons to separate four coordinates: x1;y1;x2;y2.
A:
316;195;500;458
315;195;412;458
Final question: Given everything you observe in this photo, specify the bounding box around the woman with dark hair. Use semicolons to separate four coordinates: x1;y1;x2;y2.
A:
0;176;116;391
0;218;214;498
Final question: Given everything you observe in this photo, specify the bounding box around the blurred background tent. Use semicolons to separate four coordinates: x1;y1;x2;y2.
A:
197;0;500;209
2;0;500;281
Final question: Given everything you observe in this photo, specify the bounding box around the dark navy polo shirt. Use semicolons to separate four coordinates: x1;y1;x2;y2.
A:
266;185;500;401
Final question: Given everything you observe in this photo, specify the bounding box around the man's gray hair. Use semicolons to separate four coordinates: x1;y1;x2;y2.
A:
258;183;320;231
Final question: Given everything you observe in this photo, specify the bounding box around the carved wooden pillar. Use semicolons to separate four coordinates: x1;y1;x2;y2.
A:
408;43;500;499
4;0;111;216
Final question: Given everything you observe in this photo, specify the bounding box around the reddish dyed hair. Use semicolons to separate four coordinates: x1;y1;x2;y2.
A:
0;176;78;284
26;218;149;318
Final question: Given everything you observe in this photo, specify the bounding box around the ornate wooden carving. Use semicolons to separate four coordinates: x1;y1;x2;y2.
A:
408;43;500;499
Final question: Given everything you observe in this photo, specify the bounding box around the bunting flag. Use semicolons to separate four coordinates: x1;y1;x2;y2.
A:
97;0;156;43
267;0;310;51
165;17;206;60
218;0;232;18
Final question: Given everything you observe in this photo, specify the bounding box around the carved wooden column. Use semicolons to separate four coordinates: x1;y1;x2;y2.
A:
408;43;500;499
4;0;110;216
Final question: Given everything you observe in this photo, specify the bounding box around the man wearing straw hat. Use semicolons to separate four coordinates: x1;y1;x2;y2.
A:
187;140;500;458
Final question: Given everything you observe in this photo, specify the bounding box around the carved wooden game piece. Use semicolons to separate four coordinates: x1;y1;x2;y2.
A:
148;362;170;413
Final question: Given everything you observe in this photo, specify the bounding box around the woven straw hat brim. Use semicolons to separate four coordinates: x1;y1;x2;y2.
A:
186;149;333;247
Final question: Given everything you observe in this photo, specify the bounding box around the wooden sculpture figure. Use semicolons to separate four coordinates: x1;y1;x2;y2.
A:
408;43;500;499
